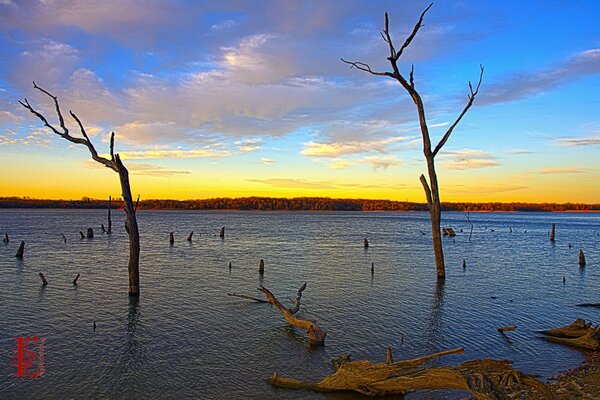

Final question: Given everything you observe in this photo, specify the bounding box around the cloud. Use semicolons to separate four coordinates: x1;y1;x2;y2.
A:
480;49;600;105
538;167;587;174
118;148;232;159
260;157;276;165
247;178;336;189
0;110;24;124
555;133;600;147
505;148;533;155
126;163;191;177
362;155;402;171
440;149;499;170
301;136;409;158
445;183;527;196
236;139;262;153
329;158;353;169
0;130;50;146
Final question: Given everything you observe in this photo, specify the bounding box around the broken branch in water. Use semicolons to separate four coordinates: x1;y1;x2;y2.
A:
227;292;269;303
259;284;326;345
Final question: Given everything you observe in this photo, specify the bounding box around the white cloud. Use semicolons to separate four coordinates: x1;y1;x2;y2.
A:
440;149;499;170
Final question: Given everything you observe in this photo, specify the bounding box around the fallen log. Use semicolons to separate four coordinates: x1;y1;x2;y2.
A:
541;319;600;351
269;347;552;399
259;284;326;346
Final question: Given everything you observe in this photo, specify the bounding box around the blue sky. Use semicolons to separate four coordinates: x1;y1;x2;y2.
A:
0;0;599;202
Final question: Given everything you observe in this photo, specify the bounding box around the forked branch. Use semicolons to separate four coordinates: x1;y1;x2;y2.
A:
19;82;118;172
431;65;485;158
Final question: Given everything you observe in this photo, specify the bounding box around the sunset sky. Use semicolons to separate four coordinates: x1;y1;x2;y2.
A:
1;0;599;203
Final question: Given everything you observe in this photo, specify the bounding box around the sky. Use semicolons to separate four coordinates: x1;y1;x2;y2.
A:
1;0;599;203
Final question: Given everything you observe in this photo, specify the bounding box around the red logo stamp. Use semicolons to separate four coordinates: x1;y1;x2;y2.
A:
12;337;45;378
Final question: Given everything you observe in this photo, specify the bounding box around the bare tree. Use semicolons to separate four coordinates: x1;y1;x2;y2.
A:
342;4;483;278
20;82;141;296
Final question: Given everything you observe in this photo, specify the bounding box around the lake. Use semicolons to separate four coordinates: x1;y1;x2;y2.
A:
0;209;599;399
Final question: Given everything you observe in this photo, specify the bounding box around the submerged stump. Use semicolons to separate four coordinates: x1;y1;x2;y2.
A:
259;259;265;274
3;232;8;243
169;232;174;245
187;231;194;241
219;227;225;238
579;249;586;266
550;223;556;241
15;241;25;258
86;227;94;238
39;272;48;285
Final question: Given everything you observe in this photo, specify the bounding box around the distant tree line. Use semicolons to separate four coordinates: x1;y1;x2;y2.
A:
1;196;599;212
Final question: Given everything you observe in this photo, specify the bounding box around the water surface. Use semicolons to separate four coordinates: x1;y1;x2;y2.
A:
0;210;599;399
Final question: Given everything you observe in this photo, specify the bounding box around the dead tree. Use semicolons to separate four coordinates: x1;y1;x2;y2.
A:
342;5;483;278
20;82;141;296
550;223;556;241
15;241;25;258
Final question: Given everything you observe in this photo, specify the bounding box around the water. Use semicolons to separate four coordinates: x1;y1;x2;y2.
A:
0;210;599;399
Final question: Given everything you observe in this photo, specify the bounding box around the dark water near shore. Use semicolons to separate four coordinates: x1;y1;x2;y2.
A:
0;210;599;399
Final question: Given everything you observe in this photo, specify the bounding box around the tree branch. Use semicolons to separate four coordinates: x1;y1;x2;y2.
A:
420;174;433;206
20;82;118;172
110;131;116;161
393;3;433;61
340;59;392;77
432;65;484;158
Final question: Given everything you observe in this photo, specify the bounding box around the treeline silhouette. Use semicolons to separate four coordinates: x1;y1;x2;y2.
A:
1;196;599;212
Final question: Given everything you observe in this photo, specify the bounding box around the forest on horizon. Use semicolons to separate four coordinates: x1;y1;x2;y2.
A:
1;196;599;212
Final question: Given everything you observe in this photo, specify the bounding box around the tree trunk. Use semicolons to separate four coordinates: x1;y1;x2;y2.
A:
107;195;112;234
116;156;140;296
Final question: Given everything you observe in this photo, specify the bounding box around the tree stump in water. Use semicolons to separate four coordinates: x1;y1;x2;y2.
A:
579;249;586;266
39;272;48;285
228;261;232;271
15;241;25;258
219;227;225;238
3;232;8;243
364;238;369;248
550;223;555;241
87;228;94;238
259;284;326;346
259;259;265;274
541;319;600;351
269;347;552;398
73;273;80;284
79;231;85;239
169;232;174;245
61;233;67;243
187;231;194;241
371;262;374;274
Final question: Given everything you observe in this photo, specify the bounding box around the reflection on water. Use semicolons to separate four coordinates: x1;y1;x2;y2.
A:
0;210;599;399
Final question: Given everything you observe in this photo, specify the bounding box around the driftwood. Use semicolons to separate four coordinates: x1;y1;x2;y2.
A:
497;326;517;333
73;273;80;285
550;223;555;241
442;227;456;237
579;249;586;266
39;272;48;285
541;319;600;351
219;227;225;238
15;241;25;258
259;284;326;346
270;347;552;399
576;303;600;308
227;292;269;303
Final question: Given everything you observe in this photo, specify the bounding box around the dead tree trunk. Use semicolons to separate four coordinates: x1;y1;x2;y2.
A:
342;5;483;279
107;196;112;234
259;284;326;345
3;232;8;243
15;241;25;258
219;227;225;238
550;223;555;241
20;82;140;296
